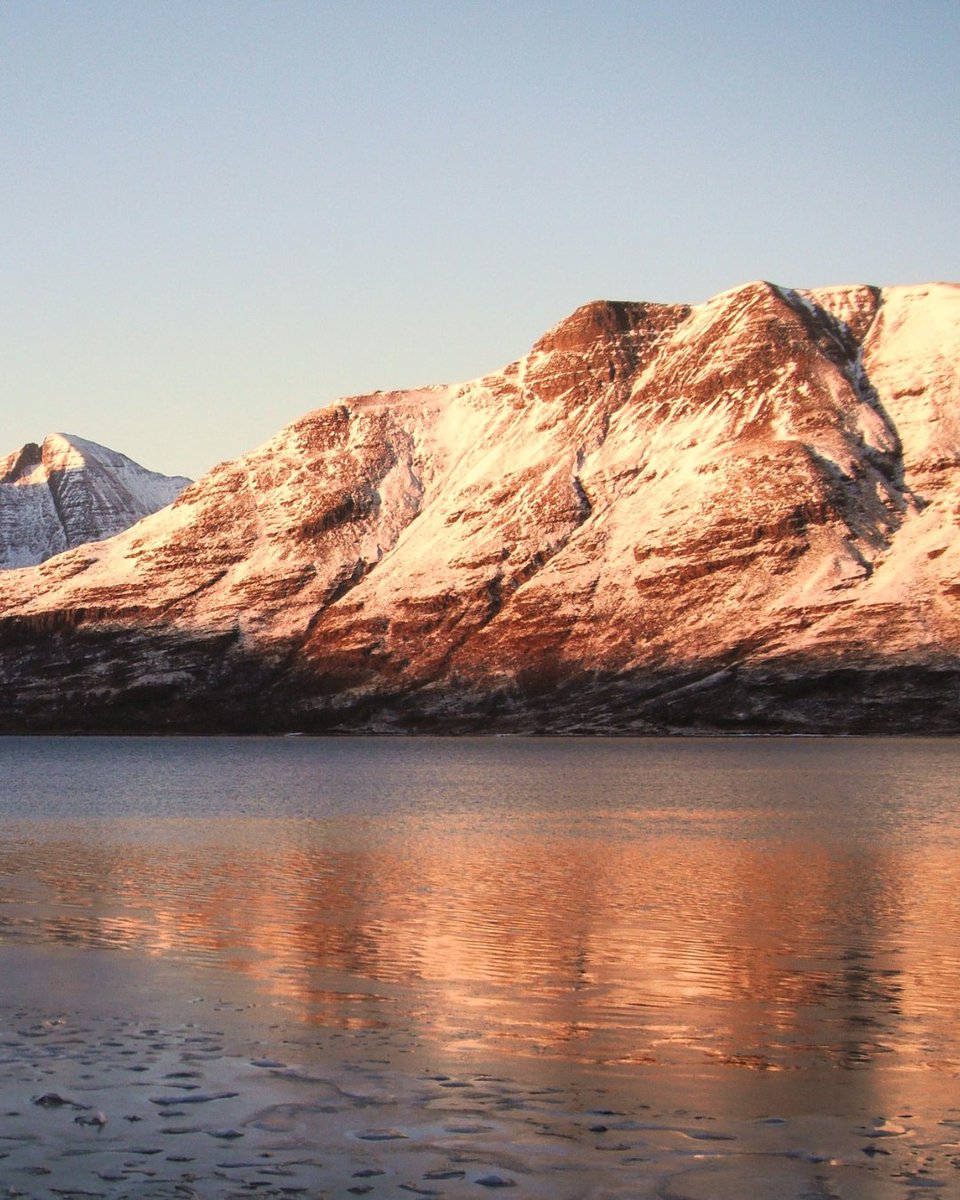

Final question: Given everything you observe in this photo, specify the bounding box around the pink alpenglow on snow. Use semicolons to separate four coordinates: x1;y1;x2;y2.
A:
0;281;959;734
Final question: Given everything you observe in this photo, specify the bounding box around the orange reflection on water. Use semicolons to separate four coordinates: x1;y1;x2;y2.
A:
3;811;959;1082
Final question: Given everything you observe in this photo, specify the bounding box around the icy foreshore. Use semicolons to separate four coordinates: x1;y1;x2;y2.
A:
2;947;958;1199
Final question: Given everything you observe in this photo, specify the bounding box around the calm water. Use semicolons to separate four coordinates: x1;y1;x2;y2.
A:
1;736;959;1093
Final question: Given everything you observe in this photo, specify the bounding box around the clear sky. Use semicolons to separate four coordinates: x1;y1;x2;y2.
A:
2;1;958;480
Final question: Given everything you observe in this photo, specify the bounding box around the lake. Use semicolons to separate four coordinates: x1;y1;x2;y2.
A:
1;736;958;1197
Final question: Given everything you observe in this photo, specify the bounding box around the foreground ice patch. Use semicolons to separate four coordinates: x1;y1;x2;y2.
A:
1;1000;958;1199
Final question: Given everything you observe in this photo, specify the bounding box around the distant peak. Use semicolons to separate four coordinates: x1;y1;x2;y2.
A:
42;432;94;472
0;431;192;569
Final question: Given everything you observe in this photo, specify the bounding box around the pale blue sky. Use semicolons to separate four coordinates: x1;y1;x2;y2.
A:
2;0;958;479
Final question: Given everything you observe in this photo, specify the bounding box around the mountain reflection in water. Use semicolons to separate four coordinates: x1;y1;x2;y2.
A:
1;736;959;1087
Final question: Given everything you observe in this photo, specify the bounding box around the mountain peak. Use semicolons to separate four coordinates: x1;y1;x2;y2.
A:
0;434;191;569
41;432;95;472
532;299;683;356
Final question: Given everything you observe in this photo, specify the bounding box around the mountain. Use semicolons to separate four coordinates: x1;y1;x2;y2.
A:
0;433;191;569
1;280;959;734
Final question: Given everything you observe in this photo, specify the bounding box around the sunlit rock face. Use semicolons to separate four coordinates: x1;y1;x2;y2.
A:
1;280;959;733
0;433;191;569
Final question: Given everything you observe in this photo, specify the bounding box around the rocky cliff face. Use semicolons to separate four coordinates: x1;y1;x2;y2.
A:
1;281;959;734
0;434;191;569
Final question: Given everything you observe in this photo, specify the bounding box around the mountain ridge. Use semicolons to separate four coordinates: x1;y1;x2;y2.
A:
1;280;959;733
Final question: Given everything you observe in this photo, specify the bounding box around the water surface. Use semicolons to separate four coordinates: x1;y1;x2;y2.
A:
1;736;959;1112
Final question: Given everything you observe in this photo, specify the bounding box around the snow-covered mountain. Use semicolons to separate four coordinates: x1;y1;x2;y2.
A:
0;433;190;568
1;281;959;733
